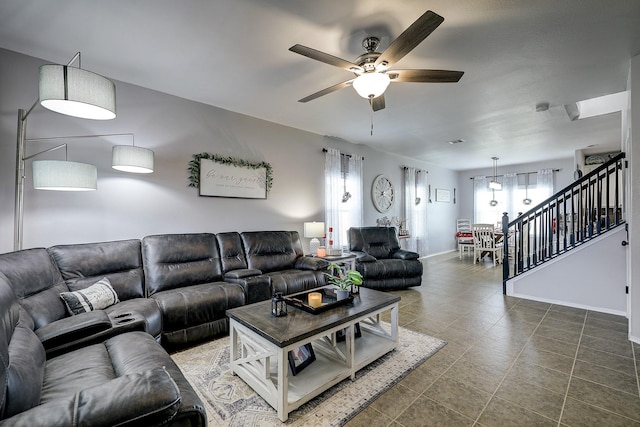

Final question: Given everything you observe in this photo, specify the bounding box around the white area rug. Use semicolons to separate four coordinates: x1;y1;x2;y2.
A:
171;326;446;426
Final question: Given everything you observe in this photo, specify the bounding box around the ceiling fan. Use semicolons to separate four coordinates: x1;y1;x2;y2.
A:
289;9;464;112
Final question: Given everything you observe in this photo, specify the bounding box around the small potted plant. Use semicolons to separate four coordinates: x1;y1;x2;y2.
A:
325;263;363;300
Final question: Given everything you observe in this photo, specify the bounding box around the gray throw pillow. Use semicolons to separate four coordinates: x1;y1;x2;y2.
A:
60;277;120;315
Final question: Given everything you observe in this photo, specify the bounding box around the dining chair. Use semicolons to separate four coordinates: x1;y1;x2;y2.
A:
472;223;504;266
456;219;474;259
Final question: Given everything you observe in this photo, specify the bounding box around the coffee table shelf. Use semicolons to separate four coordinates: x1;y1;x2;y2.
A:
227;287;399;421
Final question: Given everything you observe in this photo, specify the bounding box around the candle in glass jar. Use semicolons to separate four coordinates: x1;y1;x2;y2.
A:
308;292;323;308
316;246;326;257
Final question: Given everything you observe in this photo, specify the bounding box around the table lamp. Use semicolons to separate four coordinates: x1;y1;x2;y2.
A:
303;221;325;256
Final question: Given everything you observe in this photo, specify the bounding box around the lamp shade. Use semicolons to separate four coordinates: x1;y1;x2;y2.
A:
352;73;391;99
112;145;154;173
304;222;325;238
32;160;97;191
39;65;116;120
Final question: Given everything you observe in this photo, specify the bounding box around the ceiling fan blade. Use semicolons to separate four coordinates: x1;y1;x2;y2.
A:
370;94;386;111
375;10;444;69
298;79;354;103
390;69;464;83
289;44;363;73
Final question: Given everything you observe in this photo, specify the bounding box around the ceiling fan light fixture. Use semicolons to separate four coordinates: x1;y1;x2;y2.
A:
352;72;391;99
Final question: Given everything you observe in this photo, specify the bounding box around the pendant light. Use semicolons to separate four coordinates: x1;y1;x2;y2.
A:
489;189;498;206
523;173;532;205
489;157;502;190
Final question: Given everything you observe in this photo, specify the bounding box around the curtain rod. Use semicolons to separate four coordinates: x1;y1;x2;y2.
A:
322;148;364;160
402;166;428;173
469;169;560;180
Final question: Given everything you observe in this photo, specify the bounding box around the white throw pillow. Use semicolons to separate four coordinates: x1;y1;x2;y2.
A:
60;277;120;315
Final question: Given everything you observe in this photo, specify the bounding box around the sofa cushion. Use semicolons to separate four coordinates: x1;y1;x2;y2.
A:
241;231;303;273
216;232;248;272
348;227;401;259
151;282;245;346
48;239;145;301
267;270;326;295
357;258;423;279
59;278;119;315
0;249;68;330
5;323;46;418
0;275;46;418
142;233;223;295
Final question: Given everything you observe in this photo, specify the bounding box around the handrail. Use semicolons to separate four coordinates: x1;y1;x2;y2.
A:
501;152;626;293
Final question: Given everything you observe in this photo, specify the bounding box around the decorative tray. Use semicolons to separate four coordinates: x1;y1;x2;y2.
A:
284;287;354;314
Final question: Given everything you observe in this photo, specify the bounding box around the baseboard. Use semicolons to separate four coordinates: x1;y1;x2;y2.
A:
421;249;457;259
508;291;628;317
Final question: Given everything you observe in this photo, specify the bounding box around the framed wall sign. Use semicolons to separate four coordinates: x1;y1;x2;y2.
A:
188;153;273;198
435;188;451;203
199;158;267;199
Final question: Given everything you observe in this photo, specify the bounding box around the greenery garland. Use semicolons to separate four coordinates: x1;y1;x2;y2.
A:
188;153;273;193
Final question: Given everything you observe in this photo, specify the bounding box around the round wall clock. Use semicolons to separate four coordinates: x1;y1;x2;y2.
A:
372;174;394;213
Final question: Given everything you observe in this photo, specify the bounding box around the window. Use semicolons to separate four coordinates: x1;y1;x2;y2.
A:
324;148;363;250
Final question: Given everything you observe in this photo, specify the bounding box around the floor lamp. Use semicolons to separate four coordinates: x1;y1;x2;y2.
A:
14;52;116;251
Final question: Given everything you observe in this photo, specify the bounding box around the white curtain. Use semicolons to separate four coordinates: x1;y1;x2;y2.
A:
415;170;428;255
403;167;428;256
473;176;489;223
345;155;364;245
502;172;518;221
324;148;342;248
324;148;363;250
403;167;416;252
537;168;554;200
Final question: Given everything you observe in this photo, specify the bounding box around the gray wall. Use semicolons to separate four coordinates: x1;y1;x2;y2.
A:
0;48;460;255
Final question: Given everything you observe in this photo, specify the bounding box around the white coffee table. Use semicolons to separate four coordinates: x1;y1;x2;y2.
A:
226;286;400;422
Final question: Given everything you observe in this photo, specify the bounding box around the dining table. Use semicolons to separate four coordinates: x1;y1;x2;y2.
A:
456;231;506;259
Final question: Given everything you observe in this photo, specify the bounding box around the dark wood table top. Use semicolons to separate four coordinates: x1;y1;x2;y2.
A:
226;287;401;347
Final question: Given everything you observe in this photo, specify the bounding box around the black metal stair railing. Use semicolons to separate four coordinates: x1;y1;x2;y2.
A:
501;152;626;293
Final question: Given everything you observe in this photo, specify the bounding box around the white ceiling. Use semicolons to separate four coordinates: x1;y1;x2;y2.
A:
1;0;639;171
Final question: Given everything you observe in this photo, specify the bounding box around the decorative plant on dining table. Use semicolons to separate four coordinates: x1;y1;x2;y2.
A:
325;263;363;291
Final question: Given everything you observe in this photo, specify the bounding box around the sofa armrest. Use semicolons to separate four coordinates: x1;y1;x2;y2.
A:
0;367;181;427
224;275;271;304
224;268;262;279
35;310;112;350
294;256;329;270
352;251;377;262
391;249;420;260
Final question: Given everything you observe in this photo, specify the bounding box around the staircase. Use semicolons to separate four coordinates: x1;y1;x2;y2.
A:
501;152;626;294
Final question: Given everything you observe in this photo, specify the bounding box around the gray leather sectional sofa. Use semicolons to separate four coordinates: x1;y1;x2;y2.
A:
0;230;329;426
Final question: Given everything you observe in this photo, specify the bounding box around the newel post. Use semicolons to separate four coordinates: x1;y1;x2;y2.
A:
502;212;509;294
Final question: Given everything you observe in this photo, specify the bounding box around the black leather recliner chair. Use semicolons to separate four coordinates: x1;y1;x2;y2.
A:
348;227;423;290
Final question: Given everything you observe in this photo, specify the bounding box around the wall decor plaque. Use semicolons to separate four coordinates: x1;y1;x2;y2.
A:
435;188;451;203
188;153;273;199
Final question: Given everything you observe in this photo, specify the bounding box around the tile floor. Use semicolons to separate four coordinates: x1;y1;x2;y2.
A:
346;251;640;427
